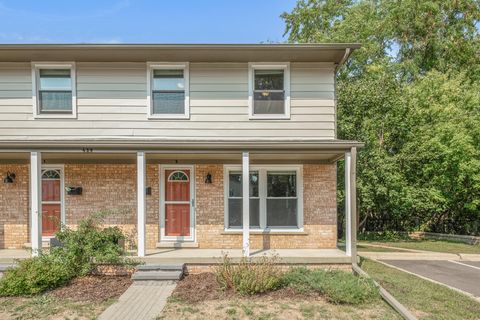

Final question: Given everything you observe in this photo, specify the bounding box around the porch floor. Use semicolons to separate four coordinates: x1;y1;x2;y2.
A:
139;248;351;264
0;248;351;265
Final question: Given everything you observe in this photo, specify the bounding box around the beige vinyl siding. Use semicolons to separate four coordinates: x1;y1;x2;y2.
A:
0;62;336;139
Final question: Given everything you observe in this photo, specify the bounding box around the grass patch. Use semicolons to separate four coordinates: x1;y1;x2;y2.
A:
282;267;379;304
161;295;401;319
364;239;480;254
361;258;480;319
0;295;112;320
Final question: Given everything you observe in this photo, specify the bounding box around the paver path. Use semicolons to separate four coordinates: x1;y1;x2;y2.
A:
99;280;176;320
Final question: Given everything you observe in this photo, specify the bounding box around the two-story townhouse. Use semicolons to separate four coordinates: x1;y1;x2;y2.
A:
0;44;361;267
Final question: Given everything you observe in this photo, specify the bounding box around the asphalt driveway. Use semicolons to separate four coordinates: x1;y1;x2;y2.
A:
381;260;480;298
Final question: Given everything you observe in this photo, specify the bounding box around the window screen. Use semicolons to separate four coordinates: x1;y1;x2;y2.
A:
227;171;260;228
266;171;298;227
38;69;72;113
152;69;185;114
253;69;285;115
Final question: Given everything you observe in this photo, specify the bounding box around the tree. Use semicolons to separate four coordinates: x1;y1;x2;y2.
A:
282;0;480;234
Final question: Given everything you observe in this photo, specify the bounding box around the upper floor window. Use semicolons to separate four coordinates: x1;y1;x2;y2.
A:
147;62;190;119
32;63;76;118
248;63;290;119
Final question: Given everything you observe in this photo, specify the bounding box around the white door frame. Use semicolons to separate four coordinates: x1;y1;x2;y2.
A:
159;164;196;242
40;164;65;239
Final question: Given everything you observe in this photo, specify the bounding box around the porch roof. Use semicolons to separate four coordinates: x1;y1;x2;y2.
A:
0;138;362;164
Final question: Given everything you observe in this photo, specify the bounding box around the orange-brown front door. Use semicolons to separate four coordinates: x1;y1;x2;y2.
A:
164;169;191;237
41;174;61;236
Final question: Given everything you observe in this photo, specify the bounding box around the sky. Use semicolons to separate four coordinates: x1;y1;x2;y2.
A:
0;0;298;44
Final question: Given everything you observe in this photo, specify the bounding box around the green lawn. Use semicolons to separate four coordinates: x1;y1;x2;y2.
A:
361;259;480;320
361;239;480;254
0;294;114;320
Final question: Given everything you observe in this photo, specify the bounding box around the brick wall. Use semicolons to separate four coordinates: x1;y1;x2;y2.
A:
195;163;337;249
0;162;337;250
0;164;29;248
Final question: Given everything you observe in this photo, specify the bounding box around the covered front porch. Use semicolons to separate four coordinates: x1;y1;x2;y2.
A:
0;139;359;265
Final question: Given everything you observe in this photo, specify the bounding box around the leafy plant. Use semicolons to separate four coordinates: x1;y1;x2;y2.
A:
282;267;379;305
0;210;131;296
0;254;76;296
215;254;283;295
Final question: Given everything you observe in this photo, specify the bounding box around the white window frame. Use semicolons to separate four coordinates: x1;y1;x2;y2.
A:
31;62;77;119
223;164;303;232
147;62;190;120
248;62;291;120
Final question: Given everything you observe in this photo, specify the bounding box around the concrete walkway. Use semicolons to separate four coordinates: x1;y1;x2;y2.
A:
99;280;176;320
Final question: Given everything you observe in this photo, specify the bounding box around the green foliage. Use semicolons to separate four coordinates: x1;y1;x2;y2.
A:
357;231;411;242
0;254;76;296
55;211;127;275
282;0;480;235
215;254;283;295
282;267;379;305
0;211;129;296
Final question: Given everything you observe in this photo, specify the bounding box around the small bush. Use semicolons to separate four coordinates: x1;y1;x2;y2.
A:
358;231;411;242
55;212;127;275
0;210;131;296
215;254;283;295
0;254;76;296
282;267;379;304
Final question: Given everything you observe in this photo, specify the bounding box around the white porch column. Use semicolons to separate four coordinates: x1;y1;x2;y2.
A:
30;151;42;256
345;152;352;257
346;148;357;264
242;151;250;257
137;151;146;257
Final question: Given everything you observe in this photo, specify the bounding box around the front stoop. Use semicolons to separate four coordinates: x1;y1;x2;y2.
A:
132;263;185;281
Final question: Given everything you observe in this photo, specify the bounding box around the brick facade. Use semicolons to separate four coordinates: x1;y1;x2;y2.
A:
0;162;337;250
0;164;29;248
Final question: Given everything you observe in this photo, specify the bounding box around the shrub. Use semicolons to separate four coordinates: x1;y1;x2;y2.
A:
55;211;127;275
0;254;76;296
358;231;411;242
215;254;283;295
282;267;379;304
0;210;131;296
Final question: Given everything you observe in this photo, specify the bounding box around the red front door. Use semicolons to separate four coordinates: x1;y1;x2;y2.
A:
164;169;191;237
41;170;62;236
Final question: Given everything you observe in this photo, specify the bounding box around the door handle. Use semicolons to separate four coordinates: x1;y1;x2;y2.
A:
191;198;195;207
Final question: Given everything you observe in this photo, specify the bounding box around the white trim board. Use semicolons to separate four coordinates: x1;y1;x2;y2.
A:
146;62;190;120
31;62;77;119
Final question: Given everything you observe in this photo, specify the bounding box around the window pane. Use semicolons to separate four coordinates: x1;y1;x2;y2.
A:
253;91;285;114
254;70;284;90
267;171;297;197
152;92;185;114
39;91;72;112
39;69;71;90
267;199;297;227
228;199;260;228
228;171;259;197
153;69;184;91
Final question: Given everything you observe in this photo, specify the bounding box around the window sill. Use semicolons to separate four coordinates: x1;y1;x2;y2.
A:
249;114;291;120
34;113;77;119
221;229;307;235
148;114;190;120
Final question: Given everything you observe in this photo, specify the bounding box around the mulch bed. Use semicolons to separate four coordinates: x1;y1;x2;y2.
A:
49;275;133;302
172;272;320;304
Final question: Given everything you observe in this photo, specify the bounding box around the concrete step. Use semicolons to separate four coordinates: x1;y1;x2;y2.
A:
132;270;183;281
137;263;184;271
